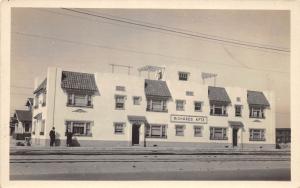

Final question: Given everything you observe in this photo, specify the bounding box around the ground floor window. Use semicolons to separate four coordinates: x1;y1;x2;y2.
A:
24;122;31;132
145;124;167;138
194;126;203;137
114;122;125;134
65;121;93;136
40;120;45;135
249;129;265;141
210;127;228;140
175;125;185;136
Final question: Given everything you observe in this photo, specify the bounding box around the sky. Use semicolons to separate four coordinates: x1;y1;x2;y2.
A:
10;8;290;128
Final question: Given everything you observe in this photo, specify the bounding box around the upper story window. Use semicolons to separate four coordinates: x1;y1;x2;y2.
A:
176;100;185;111
235;105;242;117
147;98;167;112
115;95;126;110
186;91;194;96
210;104;227;116
42;92;46;106
133;96;141;105
249;106;265;119
249;129;265;141
116;86;126;91
67;93;93;107
178;72;189;81
194;101;203;112
65;121;92;136
210;127;228;140
175;125;185;136
236;97;241;102
157;71;163;80
34;96;39;109
34;92;47;108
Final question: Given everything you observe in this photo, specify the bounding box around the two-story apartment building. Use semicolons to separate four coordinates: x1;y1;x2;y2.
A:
31;65;275;149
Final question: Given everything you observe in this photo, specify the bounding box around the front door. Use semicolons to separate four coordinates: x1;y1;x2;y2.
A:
232;128;238;147
132;124;140;145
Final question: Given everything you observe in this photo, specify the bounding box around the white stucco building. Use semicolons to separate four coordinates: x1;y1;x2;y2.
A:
31;64;276;149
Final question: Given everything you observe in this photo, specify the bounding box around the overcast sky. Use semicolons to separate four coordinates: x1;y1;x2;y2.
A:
10;8;290;128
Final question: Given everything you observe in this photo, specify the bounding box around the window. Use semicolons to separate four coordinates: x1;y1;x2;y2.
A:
210;127;228;140
194;126;203;137
133;96;141;105
24;122;30;132
65;121;92;136
114;122;125;134
210;104;227;116
236;97;241;102
67;93;93;107
176;100;185;111
42;92;46;106
147;98;167;112
249;106;265;118
175;125;185;136
186;91;194;96
178;72;189;81
32;121;36;135
157;71;163;80
34;96;39;109
235;105;242;117
115;95;126;110
194;101;202;112
74;95;86;106
40;119;45;135
145;124;167;138
116;86;126;91
249;129;265;141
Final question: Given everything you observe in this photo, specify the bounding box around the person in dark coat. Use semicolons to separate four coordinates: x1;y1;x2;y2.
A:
66;129;73;147
49;127;56;147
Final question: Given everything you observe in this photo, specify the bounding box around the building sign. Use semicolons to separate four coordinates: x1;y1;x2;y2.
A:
170;114;208;124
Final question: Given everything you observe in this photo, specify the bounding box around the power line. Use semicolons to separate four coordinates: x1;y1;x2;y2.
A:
12;31;289;74
36;8;288;55
84;9;289;51
62;8;290;53
11;93;33;96
11;85;34;89
32;9;198;42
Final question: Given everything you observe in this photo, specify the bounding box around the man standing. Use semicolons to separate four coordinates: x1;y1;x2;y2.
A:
49;127;56;147
66;129;73;147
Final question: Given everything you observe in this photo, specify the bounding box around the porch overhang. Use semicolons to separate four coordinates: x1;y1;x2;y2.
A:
34;113;42;119
228;121;244;128
128;115;147;124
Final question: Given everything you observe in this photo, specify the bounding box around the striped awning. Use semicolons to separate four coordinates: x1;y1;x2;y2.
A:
128;116;147;124
247;90;270;107
208;86;231;105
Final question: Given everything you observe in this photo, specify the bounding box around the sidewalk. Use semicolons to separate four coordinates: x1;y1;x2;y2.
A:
10;145;290;155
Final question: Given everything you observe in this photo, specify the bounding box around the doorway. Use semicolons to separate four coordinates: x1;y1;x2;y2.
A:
232;128;238;147
132;124;141;145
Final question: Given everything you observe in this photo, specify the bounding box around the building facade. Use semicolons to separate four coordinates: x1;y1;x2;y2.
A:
12;98;33;140
31;65;276;149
